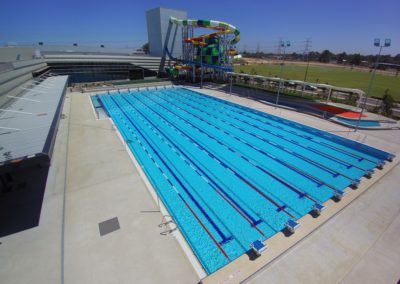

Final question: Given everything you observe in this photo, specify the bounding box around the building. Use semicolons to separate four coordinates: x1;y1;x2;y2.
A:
146;7;187;58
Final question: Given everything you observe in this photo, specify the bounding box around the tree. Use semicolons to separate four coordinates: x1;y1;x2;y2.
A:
365;54;376;66
141;42;150;54
381;89;394;116
336;52;347;64
308;51;320;61
394;54;400;65
319;50;333;63
349;53;362;65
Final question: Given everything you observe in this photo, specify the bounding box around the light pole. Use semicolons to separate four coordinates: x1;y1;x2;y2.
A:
301;56;310;97
229;73;233;95
200;46;204;89
275;40;290;106
355;38;391;131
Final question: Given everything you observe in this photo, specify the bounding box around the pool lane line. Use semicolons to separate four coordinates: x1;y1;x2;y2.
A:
100;100;226;270
146;92;340;193
125;93;296;218
108;95;233;246
180;89;378;164
115;96;267;237
142;92;339;197
193;89;389;164
180;192;230;260
264;122;379;165
160;89;365;176
108;100;232;260
181;89;382;165
183;88;390;162
125;93;297;220
104;99;230;261
156;91;358;183
113;96;266;237
171;90;372;173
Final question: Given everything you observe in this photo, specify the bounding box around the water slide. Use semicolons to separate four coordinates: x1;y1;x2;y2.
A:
162;17;240;75
169;17;241;44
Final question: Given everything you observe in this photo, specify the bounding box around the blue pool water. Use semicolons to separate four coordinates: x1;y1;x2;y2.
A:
97;87;392;274
335;117;381;127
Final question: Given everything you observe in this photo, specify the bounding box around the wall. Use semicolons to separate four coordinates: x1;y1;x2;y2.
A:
146;7;187;57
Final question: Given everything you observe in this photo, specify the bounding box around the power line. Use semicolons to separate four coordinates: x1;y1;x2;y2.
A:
301;38;312;97
303;38;312;58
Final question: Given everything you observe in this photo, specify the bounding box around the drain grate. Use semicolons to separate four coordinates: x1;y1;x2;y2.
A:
98;217;120;236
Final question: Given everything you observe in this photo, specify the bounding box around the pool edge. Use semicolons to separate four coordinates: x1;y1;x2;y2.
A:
184;86;395;160
106;116;207;280
200;156;399;284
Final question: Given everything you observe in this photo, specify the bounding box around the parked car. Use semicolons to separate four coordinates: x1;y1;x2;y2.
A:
305;84;318;91
284;81;296;87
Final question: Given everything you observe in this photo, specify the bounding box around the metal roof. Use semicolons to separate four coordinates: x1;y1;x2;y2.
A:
0;76;68;164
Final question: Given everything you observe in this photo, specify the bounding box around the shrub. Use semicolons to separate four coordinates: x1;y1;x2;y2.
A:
382;89;394;116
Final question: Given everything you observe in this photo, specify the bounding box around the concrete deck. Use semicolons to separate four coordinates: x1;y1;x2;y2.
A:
247;164;400;284
64;92;199;283
187;86;399;284
0;84;399;284
0;90;199;284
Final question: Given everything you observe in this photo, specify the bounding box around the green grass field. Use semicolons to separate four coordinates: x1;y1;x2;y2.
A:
235;63;400;101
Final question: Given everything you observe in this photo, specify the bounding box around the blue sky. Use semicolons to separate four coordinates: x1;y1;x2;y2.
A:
1;0;399;55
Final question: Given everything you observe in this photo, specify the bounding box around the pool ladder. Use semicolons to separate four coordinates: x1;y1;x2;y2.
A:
159;215;177;235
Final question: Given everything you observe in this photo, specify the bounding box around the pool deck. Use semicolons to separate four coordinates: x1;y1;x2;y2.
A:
0;90;199;284
192;86;400;284
201;83;399;130
0;85;399;284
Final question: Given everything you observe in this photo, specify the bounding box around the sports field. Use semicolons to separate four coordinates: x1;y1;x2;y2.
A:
235;63;400;101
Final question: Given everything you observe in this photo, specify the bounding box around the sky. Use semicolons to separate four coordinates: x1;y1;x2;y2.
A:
1;0;399;55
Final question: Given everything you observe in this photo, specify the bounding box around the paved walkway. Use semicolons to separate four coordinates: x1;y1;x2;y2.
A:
247;164;400;284
63;92;198;283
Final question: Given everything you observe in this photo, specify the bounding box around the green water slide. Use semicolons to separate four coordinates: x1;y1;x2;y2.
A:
169;17;241;44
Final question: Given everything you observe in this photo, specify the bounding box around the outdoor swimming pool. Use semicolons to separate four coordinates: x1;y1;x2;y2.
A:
335;117;381;127
97;87;393;274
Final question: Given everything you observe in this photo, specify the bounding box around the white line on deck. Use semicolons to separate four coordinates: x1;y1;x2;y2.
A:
0;109;34;115
7;95;41;102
